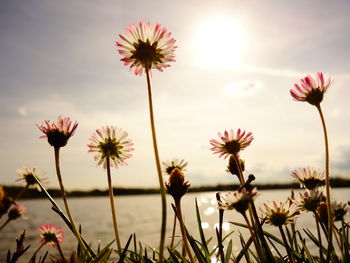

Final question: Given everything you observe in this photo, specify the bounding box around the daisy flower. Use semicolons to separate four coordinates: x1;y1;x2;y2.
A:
261;200;299;227
39;224;64;247
37;116;78;148
295;189;325;212
165;168;190;201
210;129;253;159
217;187;258;214
291;167;325;190
116;21;176;76
162;158;188;175
88;126;134;169
332;201;350;221
16;166;48;191
8;204;26;221
290;72;332;106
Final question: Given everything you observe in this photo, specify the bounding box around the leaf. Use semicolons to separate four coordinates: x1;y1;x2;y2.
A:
195;198;210;260
225;240;233;263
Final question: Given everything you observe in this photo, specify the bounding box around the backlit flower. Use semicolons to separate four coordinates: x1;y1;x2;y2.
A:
37;116;78;148
116;21;176;76
88;126;134;169
217;187;258;214
39;224;64;247
8;204;26;221
332;201;350;221
296;189;325;212
210;129;253;159
261;200;299;227
166;168;190;201
162;158;187;175
290;72;332;106
291;167;325;190
16;166;48;191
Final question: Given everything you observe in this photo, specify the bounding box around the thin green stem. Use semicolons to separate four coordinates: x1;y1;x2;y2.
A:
145;68;166;262
175;199;194;263
54;147;91;258
278;225;295;263
314;212;325;263
316;104;333;261
106;156;122;253
0;218;10;231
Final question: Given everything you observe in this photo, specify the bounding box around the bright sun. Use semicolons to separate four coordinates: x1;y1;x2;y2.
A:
195;17;246;69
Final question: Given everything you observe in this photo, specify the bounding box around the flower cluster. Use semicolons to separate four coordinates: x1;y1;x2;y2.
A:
217;187;258;214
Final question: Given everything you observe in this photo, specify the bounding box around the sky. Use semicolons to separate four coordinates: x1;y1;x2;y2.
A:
1;0;350;190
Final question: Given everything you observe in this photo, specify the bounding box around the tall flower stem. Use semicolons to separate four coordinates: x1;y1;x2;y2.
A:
314;212;325;263
278;226;295;263
174;200;194;263
316;104;333;259
106;156;122;253
145;67;167;261
54;147;91;258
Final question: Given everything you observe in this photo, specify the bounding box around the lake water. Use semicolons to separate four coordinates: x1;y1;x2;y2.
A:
1;188;349;262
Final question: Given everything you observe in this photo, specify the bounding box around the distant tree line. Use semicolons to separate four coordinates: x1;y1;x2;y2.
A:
2;177;350;199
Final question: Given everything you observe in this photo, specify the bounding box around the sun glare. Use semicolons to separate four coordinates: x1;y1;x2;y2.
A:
195;17;246;69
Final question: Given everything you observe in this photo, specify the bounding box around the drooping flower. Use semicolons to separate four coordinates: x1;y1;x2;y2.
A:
116;21;176;76
217;187;258;214
261;200;299;227
16;166;48;191
37;116;78;148
39;224;64;247
290;72;332;106
165;168;190;201
332;201;350;221
291;167;325;190
88;126;134;169
8;204;26;221
210;129;253;159
295;189;325;212
162;158;188;175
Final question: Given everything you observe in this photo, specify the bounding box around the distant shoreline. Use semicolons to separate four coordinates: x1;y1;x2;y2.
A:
2;177;350;199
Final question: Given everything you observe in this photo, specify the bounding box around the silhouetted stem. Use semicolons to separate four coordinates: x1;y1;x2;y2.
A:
106;156;122;253
242;212;264;260
0;218;10;231
13;185;29;202
233;155;245;185
54;147;91;258
314;212;325;263
175;199;194;263
29;243;45;262
145;68;166;262
278;225;295;263
316;104;333;260
170;214;177;250
56;240;67;263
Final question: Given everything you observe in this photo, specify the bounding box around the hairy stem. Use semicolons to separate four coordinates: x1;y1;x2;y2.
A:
145;68;167;262
106;156;122;253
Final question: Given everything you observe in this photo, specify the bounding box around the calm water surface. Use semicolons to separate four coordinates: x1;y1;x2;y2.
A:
1;188;349;261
